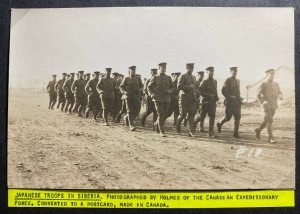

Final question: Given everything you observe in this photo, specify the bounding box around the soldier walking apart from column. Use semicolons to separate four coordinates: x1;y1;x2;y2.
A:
63;72;75;113
217;67;242;138
167;72;181;126
85;71;101;121
97;68;117;126
148;62;172;137
71;70;87;117
111;72;122;121
120;66;143;131
141;68;158;127
54;73;67;111
198;66;219;137
46;75;57;110
176;63;199;137
193;71;206;132
255;69;282;143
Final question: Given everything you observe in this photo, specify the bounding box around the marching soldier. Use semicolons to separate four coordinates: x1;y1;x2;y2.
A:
71;70;87;117
217;67;242;138
148;62;172;137
96;68;117;126
85;71;101;121
112;72;122;121
46;74;57;110
62;72;75;113
83;73;91;112
141;68;158;127
255;69;282;143
120;66;143;131
135;74;143;119
167;72;180;125
54;73;67;111
198;66;219;137
193;71;206;131
176;63;199;137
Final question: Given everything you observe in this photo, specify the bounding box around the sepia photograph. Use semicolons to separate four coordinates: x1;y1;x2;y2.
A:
8;7;295;190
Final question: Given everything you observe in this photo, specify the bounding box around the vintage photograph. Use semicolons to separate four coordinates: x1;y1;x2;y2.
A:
8;7;295;189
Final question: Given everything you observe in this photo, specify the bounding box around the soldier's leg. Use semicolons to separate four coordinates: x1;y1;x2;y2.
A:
92;97;101;121
51;94;57;109
141;96;153;126
68;96;75;113
233;105;242;138
255;107;268;139
116;100;126;123
57;93;60;109
73;96;80;114
187;101;197;135
266;109;276;143
173;101;179;126
77;96;84;117
217;105;233;133
48;94;52;109
176;98;187;133
154;101;165;136
207;103;217;137
125;99;136;131
61;95;66;112
85;95;92;118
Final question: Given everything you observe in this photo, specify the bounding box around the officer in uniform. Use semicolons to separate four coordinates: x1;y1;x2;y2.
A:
85;71;101;121
147;62;172;137
176;63;199;137
193;71;206;131
97;68;117;126
55;73;67;111
71;70;87;117
62;72;75;113
217;67;242;138
166;72;181;126
255;69;282;143
46;75;57;110
119;66;143;131
112;72;122;121
141;68;158;127
198;66;219;137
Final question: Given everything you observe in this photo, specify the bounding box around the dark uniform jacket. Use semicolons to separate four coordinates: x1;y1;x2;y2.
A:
199;77;219;104
143;78;151;96
96;76;117;99
177;73;199;102
47;80;56;94
85;78;99;96
147;73;172;103
63;78;74;94
120;76;143;100
222;77;241;105
71;78;87;97
257;80;282;109
55;79;66;94
172;78;179;98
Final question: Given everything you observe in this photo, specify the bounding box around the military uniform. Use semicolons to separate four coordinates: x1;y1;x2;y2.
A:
85;72;101;120
193;71;205;131
198;67;219;136
176;64;199;135
255;69;282;143
62;74;75;113
112;73;123;121
120;68;143;130
71;71;87;117
147;69;172;136
217;68;242;137
54;74;67;111
141;69;158;127
46;76;57;109
166;72;180;126
96;69;117;125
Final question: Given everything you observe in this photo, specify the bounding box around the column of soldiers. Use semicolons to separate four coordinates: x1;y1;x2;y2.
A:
47;64;282;143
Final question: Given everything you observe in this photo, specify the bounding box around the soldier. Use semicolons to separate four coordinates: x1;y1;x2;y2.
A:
147;62;172;137
62;72;75;113
85;71;101;121
46;74;57;110
115;73;128;124
71;70;87;117
193;71;207;132
135;74;143;119
255;69;282;143
83;73;91;112
112;72;122;121
54;73;67;111
167;72;181;126
96;68;117;126
216;67;242;138
141;68;158;127
119;66;143;131
176;63;199;137
198;66;219;137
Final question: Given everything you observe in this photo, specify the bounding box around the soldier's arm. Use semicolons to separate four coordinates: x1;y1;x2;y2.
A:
138;78;143;92
46;81;50;92
71;80;76;93
256;83;265;104
221;79;230;98
96;79;103;94
215;81;219;101
199;80;210;97
62;80;68;92
119;78;127;94
85;80;91;95
147;76;156;97
143;79;149;95
54;80;59;92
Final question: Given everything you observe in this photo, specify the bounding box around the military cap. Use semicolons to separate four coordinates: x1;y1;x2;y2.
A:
158;62;167;67
52;74;56;77
230;67;238;71
70;72;75;75
128;65;136;70
112;72;119;76
62;73;67;76
85;73;91;76
265;69;275;74
136;74;141;77
186;63;195;68
206;66;214;71
78;70;84;74
197;71;205;75
151;68;158;72
66;74;70;77
175;72;181;75
105;68;112;71
118;73;124;77
94;71;100;75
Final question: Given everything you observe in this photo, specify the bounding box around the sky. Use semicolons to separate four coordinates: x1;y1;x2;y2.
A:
9;7;294;97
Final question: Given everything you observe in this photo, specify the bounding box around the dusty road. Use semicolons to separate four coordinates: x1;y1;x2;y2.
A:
8;89;295;189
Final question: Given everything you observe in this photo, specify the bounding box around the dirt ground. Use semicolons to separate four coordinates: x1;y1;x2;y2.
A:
7;89;295;190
